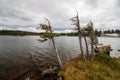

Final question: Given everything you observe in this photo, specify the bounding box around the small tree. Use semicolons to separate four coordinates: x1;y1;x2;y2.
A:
85;21;98;60
38;18;63;68
70;10;85;60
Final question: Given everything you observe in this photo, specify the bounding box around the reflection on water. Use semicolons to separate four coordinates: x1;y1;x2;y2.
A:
0;36;120;79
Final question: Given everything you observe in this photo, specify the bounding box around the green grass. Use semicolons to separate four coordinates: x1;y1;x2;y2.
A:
59;52;120;80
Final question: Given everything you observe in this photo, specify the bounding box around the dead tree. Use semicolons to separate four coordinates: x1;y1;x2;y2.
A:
87;21;98;60
39;18;63;68
70;10;85;60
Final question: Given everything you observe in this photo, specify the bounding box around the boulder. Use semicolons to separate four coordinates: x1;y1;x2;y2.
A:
95;44;112;55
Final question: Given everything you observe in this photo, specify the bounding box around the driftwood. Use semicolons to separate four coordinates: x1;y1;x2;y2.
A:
42;67;58;76
30;52;59;79
30;52;43;73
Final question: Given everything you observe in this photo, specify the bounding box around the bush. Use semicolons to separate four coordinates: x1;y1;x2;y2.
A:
96;52;120;71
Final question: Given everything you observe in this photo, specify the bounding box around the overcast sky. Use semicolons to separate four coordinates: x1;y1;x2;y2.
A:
0;0;120;31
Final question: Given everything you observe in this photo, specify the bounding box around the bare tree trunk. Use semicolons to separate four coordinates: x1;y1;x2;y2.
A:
51;38;63;68
90;30;94;60
45;19;63;68
78;32;84;55
83;36;89;60
76;12;84;56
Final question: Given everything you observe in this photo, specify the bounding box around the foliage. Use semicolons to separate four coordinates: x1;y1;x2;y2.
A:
103;29;120;34
96;52;120;71
39;24;50;31
0;30;42;35
70;11;84;59
59;53;120;80
84;21;98;60
95;30;102;37
38;18;63;68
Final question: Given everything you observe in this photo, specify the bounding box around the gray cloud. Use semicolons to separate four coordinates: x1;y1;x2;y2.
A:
0;0;120;30
84;0;99;8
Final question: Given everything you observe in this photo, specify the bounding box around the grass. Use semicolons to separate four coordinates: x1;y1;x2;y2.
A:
59;52;120;80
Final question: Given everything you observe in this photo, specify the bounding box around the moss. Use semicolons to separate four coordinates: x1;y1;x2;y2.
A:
59;53;120;80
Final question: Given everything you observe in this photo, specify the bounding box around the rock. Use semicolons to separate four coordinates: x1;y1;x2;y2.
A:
118;49;120;51
95;44;112;55
102;44;112;52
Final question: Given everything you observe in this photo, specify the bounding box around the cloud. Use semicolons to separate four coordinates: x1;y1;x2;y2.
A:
0;0;120;31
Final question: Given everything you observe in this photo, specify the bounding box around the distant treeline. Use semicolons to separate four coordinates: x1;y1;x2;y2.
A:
95;29;120;37
60;29;120;37
103;29;120;34
0;29;120;36
0;30;43;36
60;32;78;36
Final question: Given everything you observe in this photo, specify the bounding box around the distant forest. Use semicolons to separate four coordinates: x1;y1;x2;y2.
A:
0;29;120;36
0;30;42;36
95;29;120;36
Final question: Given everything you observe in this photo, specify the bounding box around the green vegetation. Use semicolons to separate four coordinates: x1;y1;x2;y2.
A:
59;52;120;80
96;52;120;71
41;33;60;38
95;30;102;37
103;29;120;34
38;18;63;68
0;30;42;36
94;29;120;37
60;32;78;36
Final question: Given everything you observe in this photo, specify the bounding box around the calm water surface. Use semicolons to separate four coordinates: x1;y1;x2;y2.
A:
0;36;120;79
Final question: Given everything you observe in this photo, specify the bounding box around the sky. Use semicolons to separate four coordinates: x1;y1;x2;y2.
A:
0;0;120;31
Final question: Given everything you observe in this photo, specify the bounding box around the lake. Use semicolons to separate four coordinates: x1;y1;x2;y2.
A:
0;36;120;79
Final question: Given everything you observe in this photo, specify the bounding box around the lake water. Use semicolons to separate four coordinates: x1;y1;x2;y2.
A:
0;36;120;79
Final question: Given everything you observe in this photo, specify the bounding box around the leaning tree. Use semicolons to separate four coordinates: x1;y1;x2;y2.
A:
38;18;63;68
83;21;98;60
70;10;86;61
